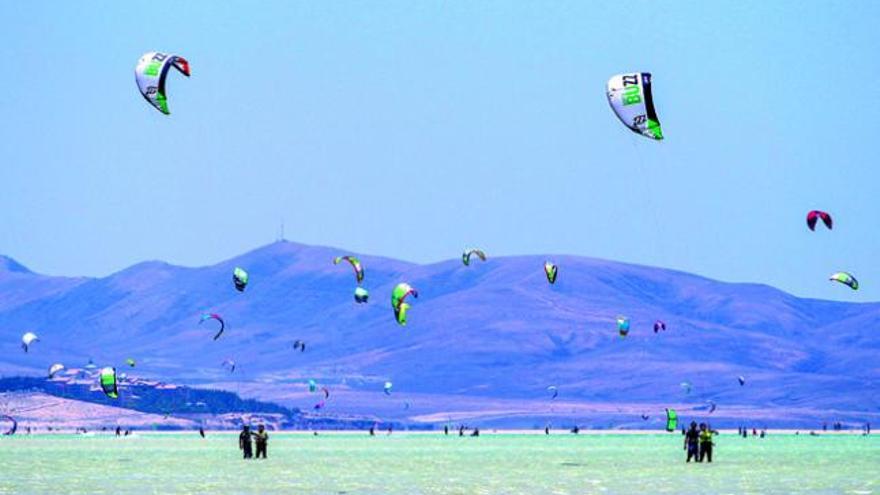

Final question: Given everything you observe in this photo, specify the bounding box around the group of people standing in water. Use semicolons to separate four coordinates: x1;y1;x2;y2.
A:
683;421;715;463
238;425;269;459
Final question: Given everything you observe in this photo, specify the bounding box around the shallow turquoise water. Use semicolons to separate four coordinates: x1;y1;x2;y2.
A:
0;433;877;494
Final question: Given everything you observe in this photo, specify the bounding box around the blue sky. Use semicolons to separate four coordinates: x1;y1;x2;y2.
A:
1;1;878;300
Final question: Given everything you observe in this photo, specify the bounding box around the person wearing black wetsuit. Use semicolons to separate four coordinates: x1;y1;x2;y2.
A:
239;425;253;459
684;421;700;463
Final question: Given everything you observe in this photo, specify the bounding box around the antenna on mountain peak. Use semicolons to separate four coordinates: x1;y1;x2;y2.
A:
277;220;285;242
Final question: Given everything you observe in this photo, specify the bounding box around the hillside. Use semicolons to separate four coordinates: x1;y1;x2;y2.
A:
1;241;878;428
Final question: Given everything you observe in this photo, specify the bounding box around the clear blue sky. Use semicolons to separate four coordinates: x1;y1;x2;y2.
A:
1;1;878;300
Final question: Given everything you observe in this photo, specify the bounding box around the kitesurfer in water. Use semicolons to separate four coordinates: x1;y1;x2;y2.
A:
253;425;269;459
239;425;253;459
684;421;700;463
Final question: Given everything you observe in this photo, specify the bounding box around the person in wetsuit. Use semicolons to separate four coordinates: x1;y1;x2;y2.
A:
699;423;714;463
239;425;253;459
684;421;700;463
253;424;269;459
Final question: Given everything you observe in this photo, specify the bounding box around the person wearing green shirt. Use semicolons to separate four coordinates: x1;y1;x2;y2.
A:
698;423;714;463
253;424;269;459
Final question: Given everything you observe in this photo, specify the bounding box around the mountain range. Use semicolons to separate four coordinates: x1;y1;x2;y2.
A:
1;242;878;428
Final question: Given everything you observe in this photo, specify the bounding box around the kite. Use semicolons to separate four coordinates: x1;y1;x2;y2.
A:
48;363;65;379
199;313;226;340
617;316;630;337
293;340;306;352
384;381;393;395
829;272;858;290
641;414;650;421
653;320;666;333
334;256;365;284
806;210;833;231
221;358;236;373
547;385;559;400
126;358;136;368
134;52;190;115
1;415;17;436
544;262;558;284
665;408;678;432
233;267;249;292
21;332;38;353
391;283;418;326
680;382;692;394
738;376;746;386
308;379;317;393
462;248;487;266
100;367;119;399
354;287;370;304
607;72;663;140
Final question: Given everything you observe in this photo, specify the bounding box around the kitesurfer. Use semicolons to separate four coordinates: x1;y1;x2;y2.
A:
239;425;253;459
369;425;375;436
253;425;269;459
116;426;122;437
443;425;448;435
699;423;714;463
684;422;700;463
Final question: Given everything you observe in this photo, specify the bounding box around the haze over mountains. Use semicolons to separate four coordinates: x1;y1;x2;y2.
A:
1;242;878;428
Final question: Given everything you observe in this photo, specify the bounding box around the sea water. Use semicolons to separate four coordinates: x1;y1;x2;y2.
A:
0;433;877;494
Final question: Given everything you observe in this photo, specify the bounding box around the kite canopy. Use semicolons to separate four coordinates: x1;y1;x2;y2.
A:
21;332;39;353
48;363;65;379
384;381;393;395
391;283;418;326
665;408;678;432
293;340;306;352
354;287;370;304
308;379;317;393
547;385;559;400
232;267;249;292
680;382;692;394
653;320;666;333
461;248;487;266
640;414;650;421
334;256;365;284
616;316;630;337
100;367;119;399
314;400;325;410
607;73;663;140
322;387;330;399
806;210;833;231
707;400;717;414
134;52;190;115
738;376;746;386
544;262;558;284
199;313;226;340
1;415;17;436
221;358;236;373
126;358;136;368
829;272;858;290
